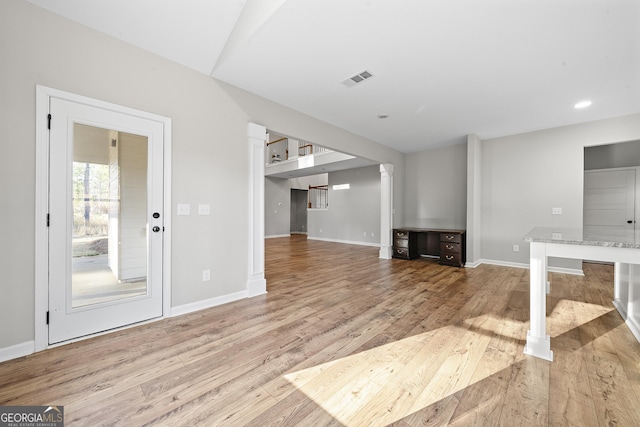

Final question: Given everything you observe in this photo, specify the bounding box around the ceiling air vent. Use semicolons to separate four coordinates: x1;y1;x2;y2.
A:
342;70;374;88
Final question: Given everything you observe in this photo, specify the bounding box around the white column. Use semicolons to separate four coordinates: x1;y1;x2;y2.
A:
466;134;482;266
524;241;553;361
627;264;640;341
247;122;267;297
379;163;394;259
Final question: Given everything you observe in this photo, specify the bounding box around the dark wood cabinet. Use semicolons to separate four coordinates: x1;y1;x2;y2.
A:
392;228;466;267
393;229;418;259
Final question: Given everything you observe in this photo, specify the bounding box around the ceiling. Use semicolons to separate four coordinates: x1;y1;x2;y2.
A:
27;0;640;154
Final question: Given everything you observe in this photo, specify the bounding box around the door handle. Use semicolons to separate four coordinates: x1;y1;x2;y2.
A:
628;220;634;224
152;226;160;232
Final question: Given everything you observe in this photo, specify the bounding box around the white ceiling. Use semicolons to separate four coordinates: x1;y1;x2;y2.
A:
27;0;640;154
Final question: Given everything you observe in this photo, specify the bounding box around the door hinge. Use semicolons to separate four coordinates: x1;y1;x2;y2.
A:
47;114;52;130
46;311;49;325
47;213;50;227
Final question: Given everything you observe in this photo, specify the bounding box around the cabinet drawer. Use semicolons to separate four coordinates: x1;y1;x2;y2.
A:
440;252;462;266
440;233;462;244
440;242;460;254
394;238;409;248
393;247;410;259
394;230;409;238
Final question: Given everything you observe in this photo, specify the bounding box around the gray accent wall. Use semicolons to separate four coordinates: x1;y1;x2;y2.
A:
265;174;327;237
404;143;468;230
0;0;399;352
265;177;291;237
585;139;640;170
478;114;640;270
307;165;381;245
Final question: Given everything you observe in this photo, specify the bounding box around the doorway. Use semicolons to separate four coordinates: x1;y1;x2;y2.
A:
35;86;172;349
290;189;308;234
584;140;640;244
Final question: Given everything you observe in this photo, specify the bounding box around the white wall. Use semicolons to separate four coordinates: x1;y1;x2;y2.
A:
308;166;381;245
479;114;640;270
404;143;467;230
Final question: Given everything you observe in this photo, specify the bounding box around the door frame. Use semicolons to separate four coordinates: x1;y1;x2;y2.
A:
584;166;640;243
34;85;172;351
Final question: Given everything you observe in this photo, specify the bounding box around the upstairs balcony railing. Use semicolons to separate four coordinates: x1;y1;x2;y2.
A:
266;138;330;164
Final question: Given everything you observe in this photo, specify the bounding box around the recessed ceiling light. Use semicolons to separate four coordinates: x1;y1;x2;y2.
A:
574;100;592;109
377;114;389;119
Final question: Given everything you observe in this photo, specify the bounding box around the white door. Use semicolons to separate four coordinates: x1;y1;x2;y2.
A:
48;97;164;344
584;169;636;241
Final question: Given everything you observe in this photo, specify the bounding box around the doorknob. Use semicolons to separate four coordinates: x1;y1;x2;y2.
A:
152;226;160;232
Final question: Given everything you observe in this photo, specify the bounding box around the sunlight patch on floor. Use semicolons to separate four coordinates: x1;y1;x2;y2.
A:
547;299;613;338
283;322;518;426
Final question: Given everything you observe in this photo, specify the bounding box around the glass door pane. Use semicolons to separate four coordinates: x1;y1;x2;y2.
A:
71;124;148;308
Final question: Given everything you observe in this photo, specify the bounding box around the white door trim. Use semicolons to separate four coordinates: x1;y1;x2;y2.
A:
34;85;172;352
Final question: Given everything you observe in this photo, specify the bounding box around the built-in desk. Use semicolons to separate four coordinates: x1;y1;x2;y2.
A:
524;227;640;362
393;228;466;267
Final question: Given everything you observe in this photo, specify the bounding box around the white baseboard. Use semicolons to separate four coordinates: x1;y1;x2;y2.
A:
625;314;640;343
477;258;584;276
307;236;380;248
0;341;34;363
465;259;482;268
170;290;249;317
614;299;640;343
265;234;292;239
547;265;585;276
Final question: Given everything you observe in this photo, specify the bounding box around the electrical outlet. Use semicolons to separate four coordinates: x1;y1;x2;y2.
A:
198;204;210;215
552;207;562;215
513;244;519;252
177;203;190;215
202;269;210;281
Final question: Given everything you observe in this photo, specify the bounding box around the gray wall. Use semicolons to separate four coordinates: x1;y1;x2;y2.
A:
265;174;327;237
0;0;253;349
0;0;401;351
404;143;467;229
217;82;406;227
264;177;291;237
479;114;640;269
308;166;381;245
585;139;640;170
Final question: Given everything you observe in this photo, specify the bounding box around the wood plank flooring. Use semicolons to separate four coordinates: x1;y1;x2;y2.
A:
1;235;640;426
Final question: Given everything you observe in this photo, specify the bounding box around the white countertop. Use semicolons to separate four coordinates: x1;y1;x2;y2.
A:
524;226;640;249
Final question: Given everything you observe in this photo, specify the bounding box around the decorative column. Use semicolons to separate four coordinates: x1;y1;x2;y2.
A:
524;241;553;361
247;122;267;297
379;163;394;259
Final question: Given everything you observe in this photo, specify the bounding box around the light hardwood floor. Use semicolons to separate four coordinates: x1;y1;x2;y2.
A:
1;235;639;426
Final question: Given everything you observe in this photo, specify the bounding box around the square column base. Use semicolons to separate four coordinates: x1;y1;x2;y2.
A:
524;330;553;361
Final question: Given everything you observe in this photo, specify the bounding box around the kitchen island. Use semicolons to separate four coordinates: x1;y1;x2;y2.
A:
523;226;640;361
